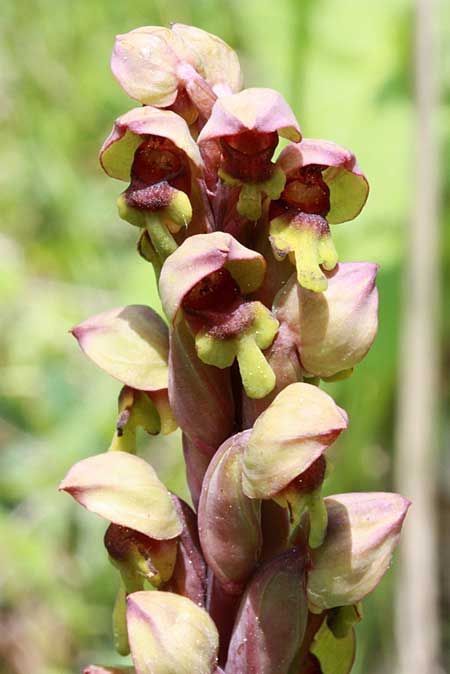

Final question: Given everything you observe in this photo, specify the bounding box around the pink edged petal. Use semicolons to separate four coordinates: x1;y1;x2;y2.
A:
279;139;355;173
71;305;169;392
99;107;203;182
278;139;369;223
274;263;379;379
127;591;219;674
59;452;182;540
159;232;266;324
243;382;348;499
198;88;301;143
111;27;190;107
307;492;411;611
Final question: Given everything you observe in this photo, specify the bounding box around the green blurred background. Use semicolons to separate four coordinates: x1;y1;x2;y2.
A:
1;1;449;672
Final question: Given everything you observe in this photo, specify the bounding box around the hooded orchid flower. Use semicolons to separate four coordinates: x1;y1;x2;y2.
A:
269;139;369;292
60;22;409;674
198;88;301;221
100;107;212;263
159;232;279;400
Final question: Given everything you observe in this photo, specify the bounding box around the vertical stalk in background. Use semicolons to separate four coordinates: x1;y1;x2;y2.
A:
395;0;441;672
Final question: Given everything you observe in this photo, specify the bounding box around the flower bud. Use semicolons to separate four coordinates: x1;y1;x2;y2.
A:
274;263;378;380
306;492;410;611
127;591;219;674
59;452;182;540
198;431;262;595
225;548;308;674
242;383;347;500
110;25;242;117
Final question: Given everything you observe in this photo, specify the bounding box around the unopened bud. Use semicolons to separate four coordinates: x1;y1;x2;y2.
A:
274;262;378;380
127;591;219;674
306;492;410;611
243;383;347;500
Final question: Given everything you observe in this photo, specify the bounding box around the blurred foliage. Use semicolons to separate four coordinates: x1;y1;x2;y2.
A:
0;0;449;673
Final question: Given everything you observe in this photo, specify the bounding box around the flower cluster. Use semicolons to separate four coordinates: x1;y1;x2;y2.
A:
60;24;409;674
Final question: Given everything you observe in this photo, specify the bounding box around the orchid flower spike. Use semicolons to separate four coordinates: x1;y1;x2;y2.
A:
63;21;409;674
